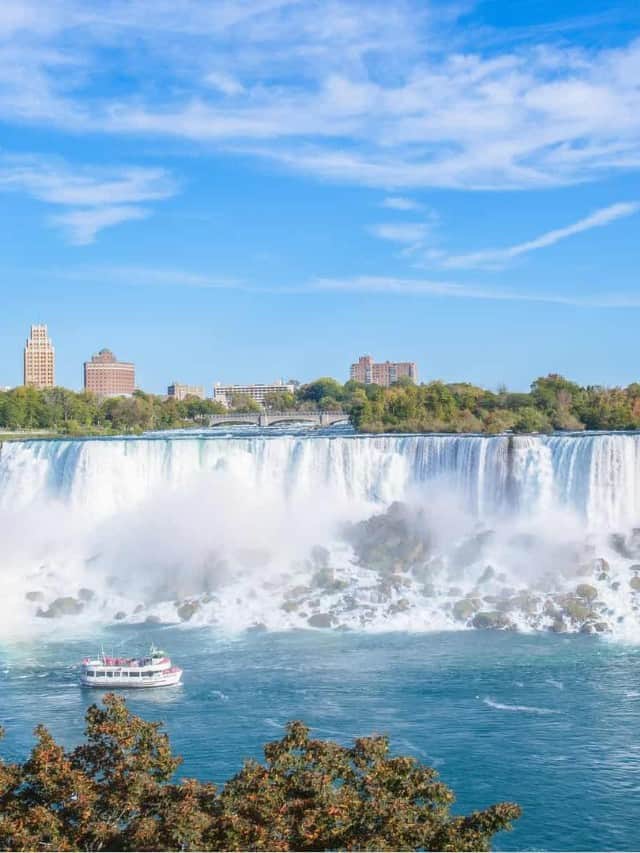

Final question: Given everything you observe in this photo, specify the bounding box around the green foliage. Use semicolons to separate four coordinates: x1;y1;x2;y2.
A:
0;695;521;851
2;372;639;436
346;373;640;434
0;388;245;434
230;393;261;413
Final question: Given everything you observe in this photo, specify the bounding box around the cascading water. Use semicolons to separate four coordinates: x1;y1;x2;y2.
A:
2;431;640;639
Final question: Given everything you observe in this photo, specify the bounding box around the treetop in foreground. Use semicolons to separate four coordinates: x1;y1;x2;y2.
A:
0;694;520;851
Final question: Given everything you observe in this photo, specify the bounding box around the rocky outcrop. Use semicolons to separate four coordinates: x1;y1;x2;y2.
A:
177;600;200;622
471;610;513;630
36;597;84;618
307;612;334;628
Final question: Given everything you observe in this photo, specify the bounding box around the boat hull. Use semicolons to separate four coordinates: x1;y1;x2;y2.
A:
80;669;182;689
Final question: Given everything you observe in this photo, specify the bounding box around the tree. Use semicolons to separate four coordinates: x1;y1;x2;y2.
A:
230;394;261;413
0;695;521;852
512;406;552;433
297;378;344;405
263;391;297;411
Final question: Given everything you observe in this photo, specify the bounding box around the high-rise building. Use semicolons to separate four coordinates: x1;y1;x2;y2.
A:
349;355;418;387
212;380;296;409
84;348;135;398
24;324;55;388
167;382;205;401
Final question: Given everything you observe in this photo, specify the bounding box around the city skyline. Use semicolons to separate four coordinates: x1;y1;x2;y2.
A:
1;1;640;393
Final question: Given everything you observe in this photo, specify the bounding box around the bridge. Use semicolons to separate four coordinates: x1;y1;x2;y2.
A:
206;411;349;428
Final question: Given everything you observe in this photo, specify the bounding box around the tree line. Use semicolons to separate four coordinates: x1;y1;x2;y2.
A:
0;694;520;851
2;374;639;435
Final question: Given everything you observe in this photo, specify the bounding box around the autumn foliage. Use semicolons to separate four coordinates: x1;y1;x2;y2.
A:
0;694;520;851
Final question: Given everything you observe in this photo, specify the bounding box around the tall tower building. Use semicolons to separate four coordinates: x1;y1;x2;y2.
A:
24;324;55;389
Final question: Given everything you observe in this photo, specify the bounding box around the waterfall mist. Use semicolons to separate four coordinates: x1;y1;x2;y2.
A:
2;432;640;639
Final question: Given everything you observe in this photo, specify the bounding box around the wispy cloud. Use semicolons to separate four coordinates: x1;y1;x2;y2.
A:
0;2;639;190
309;275;640;308
382;196;422;211
0;155;177;243
57;265;640;309
434;201;640;270
50;206;148;246
369;222;431;245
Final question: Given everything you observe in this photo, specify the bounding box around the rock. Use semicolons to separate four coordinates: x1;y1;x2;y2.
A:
77;588;95;602
281;600;300;613
342;502;430;574
36;596;84;618
477;565;495;585
591;558;610;576
471;610;513;630
248;622;267;632
453;598;481;621
559;595;591;623
113;611;127;621
611;581;621;592
388;598;410;615
144;614;162;624
134;604;144;614
177;600;200;622
289;585;312;598
630;564;640;574
508;591;540;615
575;584;598;603
447;587;463;598
307;612;334;629
550;618;566;633
580;620;610;634
630;576;640;592
311;567;347;591
310;545;330;568
25;590;45;602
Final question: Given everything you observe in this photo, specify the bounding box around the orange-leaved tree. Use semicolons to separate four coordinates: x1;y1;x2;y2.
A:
0;694;520;851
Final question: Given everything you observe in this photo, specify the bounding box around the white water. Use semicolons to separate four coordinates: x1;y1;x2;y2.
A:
2;432;640;637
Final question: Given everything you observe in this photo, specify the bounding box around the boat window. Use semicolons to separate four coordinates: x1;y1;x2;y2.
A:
95;672;105;677
106;671;113;677
121;671;128;676
142;671;152;677
129;671;140;677
86;670;95;677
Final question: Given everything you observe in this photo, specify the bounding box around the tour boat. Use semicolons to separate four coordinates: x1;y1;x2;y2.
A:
80;645;182;688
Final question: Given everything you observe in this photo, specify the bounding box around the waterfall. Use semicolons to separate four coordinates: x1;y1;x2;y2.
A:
3;432;640;527
2;432;640;636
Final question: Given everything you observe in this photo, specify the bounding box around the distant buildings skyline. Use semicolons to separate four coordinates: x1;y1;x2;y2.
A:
167;382;205;401
212;380;297;409
24;325;55;389
14;326;420;402
350;355;418;387
84;348;136;398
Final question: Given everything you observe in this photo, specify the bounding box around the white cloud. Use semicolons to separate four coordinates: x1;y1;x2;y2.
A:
382;196;422;210
56;265;640;309
204;71;246;96
435;201;640;269
0;155;177;243
0;2;639;190
369;222;430;244
309;275;640;307
51;206;148;245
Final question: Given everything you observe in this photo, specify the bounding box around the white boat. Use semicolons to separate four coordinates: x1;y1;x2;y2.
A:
80;645;182;688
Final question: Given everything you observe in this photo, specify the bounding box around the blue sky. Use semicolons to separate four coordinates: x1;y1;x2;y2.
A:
1;0;640;392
